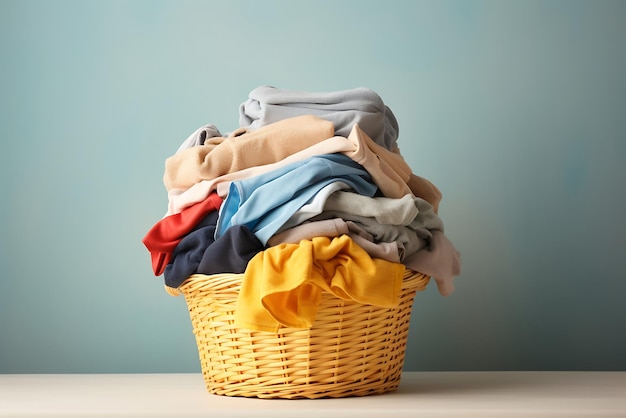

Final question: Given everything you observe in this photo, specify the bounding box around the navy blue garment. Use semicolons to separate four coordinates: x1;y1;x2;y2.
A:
164;219;263;288
197;225;263;275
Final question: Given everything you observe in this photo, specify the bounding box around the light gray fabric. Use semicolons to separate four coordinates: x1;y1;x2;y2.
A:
323;191;420;226
267;217;401;264
176;124;223;153
306;195;444;262
239;85;400;151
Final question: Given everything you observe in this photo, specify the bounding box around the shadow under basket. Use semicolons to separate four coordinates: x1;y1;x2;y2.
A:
167;269;430;399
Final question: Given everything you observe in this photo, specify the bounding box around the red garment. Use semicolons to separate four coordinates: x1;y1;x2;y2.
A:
142;192;223;276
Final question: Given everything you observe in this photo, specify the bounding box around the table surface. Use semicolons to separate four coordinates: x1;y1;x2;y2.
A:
1;372;625;417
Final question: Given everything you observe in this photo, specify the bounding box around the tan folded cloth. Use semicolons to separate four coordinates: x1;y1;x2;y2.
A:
163;115;335;191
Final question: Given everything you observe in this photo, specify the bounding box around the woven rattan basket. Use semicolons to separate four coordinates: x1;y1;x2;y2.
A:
167;269;429;399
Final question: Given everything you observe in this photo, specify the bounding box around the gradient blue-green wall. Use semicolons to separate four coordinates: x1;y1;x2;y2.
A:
1;0;625;373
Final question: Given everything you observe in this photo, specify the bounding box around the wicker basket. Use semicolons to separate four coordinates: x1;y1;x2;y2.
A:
167;269;429;399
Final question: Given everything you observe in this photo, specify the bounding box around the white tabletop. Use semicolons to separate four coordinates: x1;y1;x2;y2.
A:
1;372;625;417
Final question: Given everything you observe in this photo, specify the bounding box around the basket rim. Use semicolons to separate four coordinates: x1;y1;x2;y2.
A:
165;269;429;296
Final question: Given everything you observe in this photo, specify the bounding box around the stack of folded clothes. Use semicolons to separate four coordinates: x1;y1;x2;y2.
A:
143;86;461;332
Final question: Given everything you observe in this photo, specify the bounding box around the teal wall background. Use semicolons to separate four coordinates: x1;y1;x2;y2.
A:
1;0;625;373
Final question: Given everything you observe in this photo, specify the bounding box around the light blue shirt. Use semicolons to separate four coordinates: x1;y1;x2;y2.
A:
216;154;378;245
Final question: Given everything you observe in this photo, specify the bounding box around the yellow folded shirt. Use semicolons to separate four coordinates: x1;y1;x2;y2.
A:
235;235;406;332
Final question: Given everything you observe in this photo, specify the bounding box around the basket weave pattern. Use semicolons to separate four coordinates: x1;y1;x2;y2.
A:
173;269;429;399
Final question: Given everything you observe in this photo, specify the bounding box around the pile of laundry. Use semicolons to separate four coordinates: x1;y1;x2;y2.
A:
142;86;461;332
